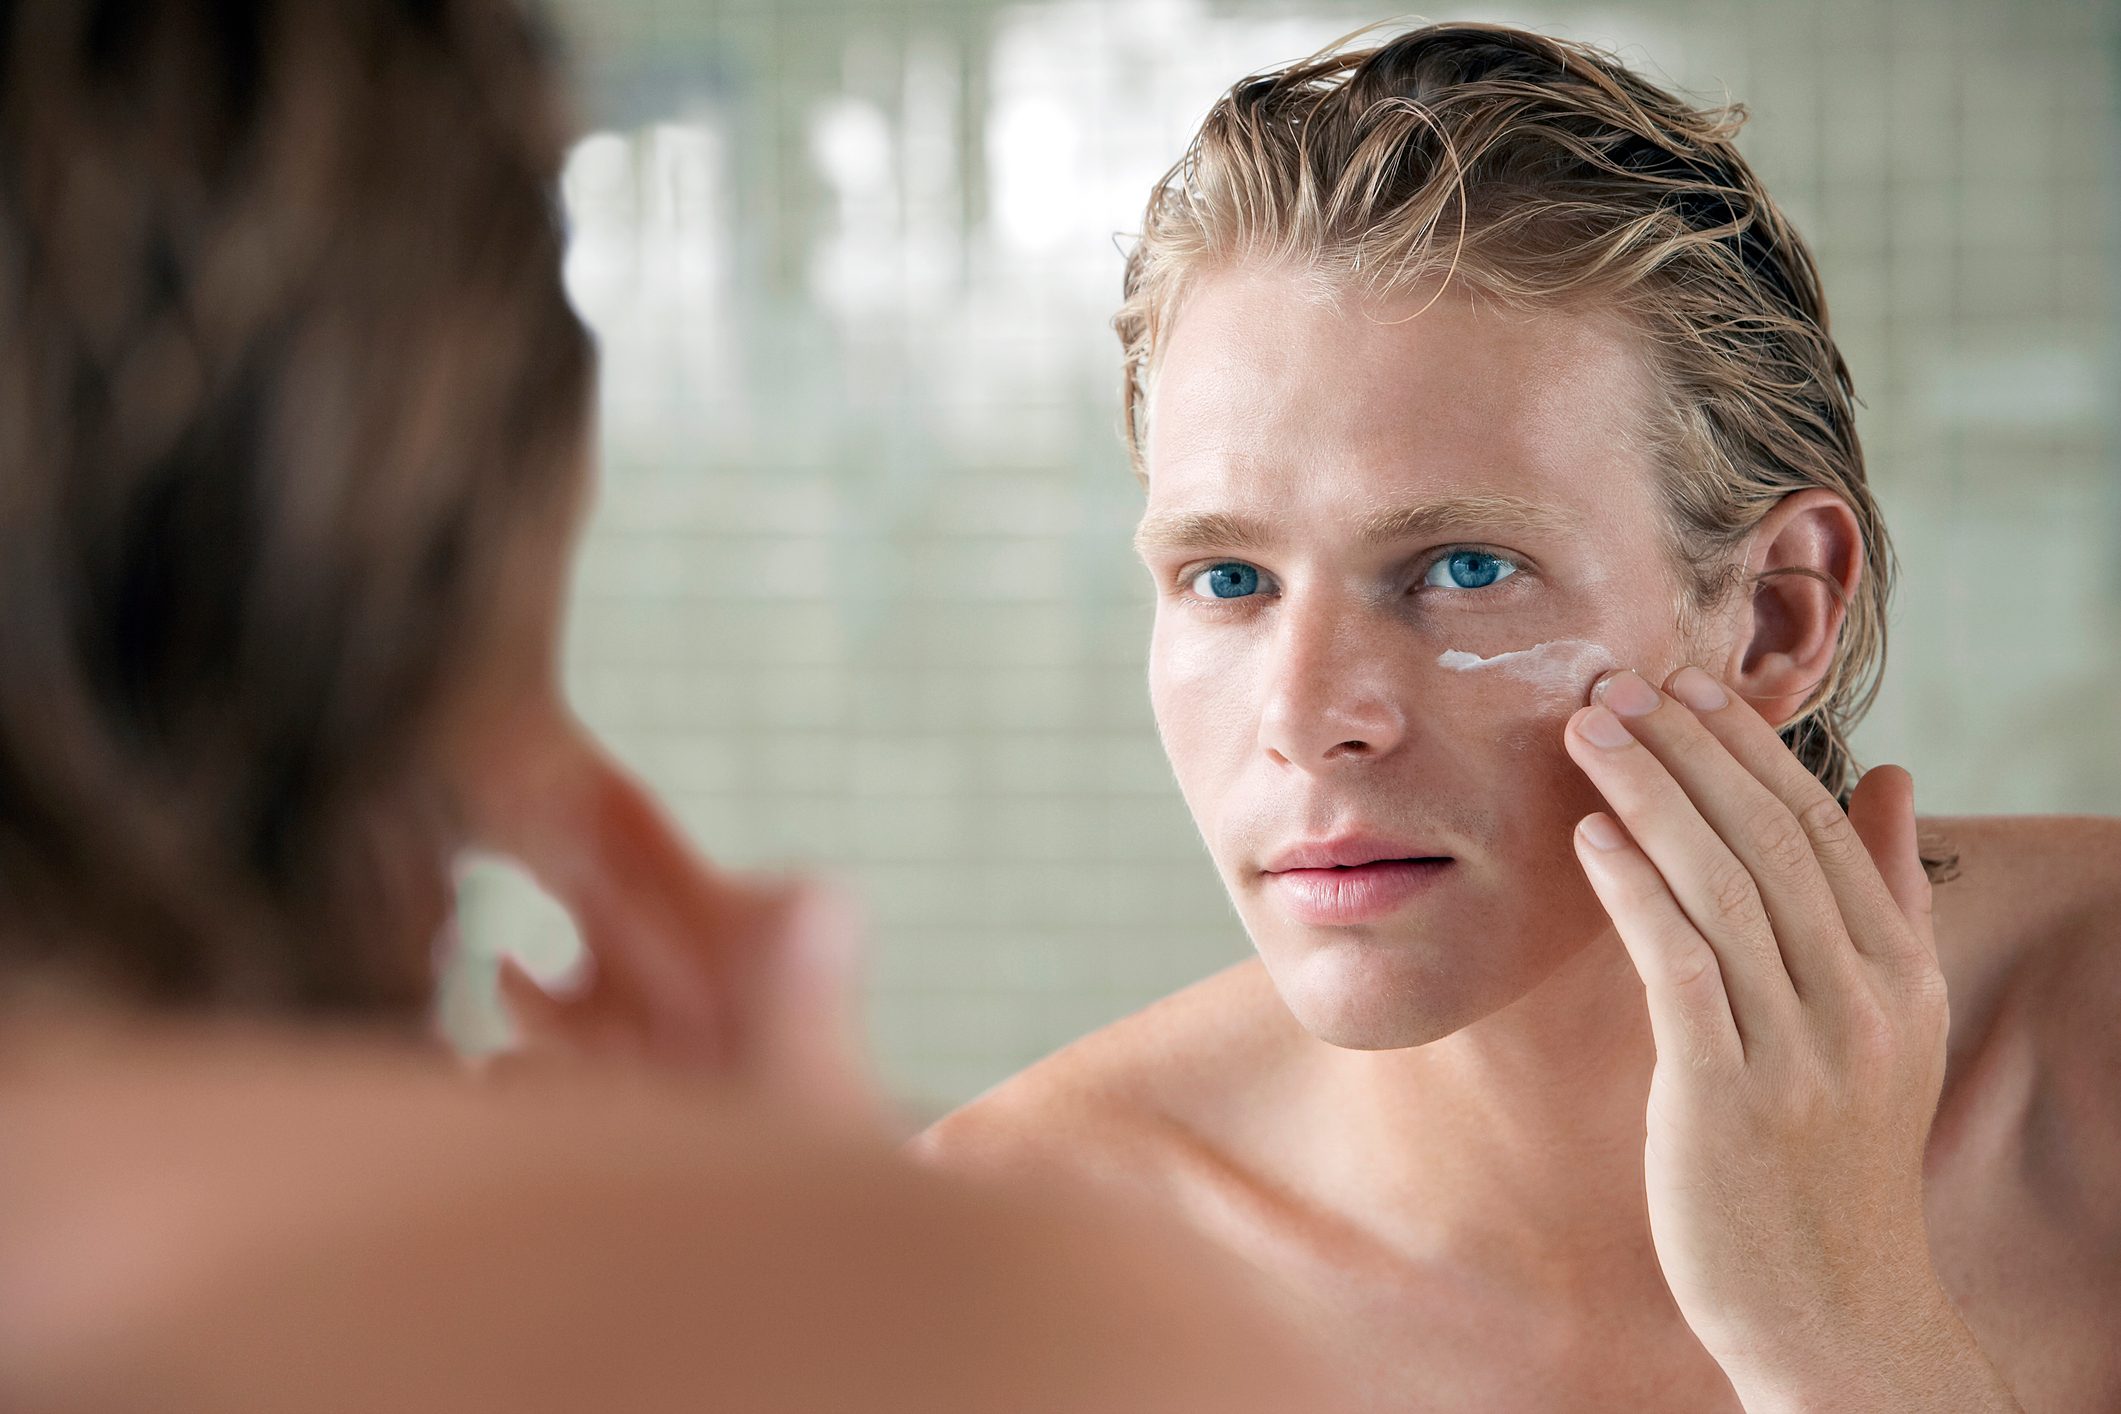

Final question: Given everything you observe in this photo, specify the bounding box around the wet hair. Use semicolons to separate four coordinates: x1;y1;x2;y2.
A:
1119;22;1893;808
0;0;593;1016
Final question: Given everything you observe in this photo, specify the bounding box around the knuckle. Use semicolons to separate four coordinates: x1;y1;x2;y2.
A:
1664;937;1721;995
1762;1066;1822;1132
1748;806;1816;878
1701;858;1764;930
1898;959;1952;1029
1796;792;1859;860
1662;727;1719;775
1665;949;1733;1070
1615;869;1671;911
1841;993;1899;1067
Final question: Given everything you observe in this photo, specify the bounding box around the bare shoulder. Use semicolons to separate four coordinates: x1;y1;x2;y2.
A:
912;959;1302;1199
1926;814;2121;1214
1925;813;2121;1021
1924;813;2121;957
1943;810;2121;1041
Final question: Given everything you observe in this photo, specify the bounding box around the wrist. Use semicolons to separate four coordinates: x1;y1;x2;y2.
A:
1721;1285;2020;1414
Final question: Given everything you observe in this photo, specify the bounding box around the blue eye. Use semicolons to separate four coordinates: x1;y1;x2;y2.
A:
1188;562;1262;599
1424;550;1518;591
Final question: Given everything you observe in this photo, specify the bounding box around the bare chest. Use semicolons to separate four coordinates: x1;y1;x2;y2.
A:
1220;1193;2112;1414
1155;1169;1738;1414
1162;1074;2114;1414
1252;1264;1744;1414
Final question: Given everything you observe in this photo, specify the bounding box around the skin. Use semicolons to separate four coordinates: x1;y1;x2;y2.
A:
917;270;2121;1411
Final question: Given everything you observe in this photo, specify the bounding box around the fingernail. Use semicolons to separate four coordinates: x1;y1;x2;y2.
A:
1578;813;1628;851
1598;669;1661;718
1667;665;1729;712
1577;704;1634;749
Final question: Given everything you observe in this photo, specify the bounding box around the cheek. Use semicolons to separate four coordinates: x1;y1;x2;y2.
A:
1417;652;1614;859
1147;618;1244;793
1149;614;1226;694
1433;638;1618;705
1433;689;1585;848
1148;605;1273;711
1424;649;1607;758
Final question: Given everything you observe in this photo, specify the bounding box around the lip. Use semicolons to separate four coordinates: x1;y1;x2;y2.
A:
1260;835;1455;927
1262;834;1448;873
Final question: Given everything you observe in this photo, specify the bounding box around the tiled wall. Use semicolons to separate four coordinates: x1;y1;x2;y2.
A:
447;0;2121;1115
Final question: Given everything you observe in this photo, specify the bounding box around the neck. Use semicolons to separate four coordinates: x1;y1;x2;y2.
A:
1314;930;1669;1299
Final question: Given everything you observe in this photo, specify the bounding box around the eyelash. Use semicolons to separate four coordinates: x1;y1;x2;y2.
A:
1173;546;1525;608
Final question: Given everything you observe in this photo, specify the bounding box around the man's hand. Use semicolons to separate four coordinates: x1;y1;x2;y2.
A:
1563;665;2020;1412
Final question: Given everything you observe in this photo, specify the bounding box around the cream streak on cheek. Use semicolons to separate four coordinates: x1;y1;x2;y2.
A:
1436;638;1619;699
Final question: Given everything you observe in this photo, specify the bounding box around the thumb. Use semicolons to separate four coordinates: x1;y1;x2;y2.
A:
1847;764;1933;939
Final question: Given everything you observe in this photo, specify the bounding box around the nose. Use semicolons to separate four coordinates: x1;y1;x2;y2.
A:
1255;603;1408;770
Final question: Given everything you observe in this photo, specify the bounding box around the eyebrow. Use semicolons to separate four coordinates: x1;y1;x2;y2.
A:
1131;494;1577;560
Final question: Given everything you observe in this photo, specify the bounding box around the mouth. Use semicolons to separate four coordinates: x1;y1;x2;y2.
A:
1260;837;1456;927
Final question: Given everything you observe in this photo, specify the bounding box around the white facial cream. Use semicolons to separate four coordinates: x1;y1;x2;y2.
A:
1436;638;1619;697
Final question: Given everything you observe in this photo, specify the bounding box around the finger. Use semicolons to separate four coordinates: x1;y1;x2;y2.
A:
745;883;878;1123
497;954;566;1039
1846;765;1935;956
503;738;859;1086
497;954;631;1065
568;882;734;1066
1575;813;1744;1070
1567;701;1799;1046
542;768;759;1071
499;953;669;1069
497;952;620;1052
466;715;740;1056
1661;666;1921;969
1594;669;1858;1012
572;778;745;1034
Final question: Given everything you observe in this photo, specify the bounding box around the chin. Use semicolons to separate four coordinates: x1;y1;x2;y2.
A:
1256;930;1517;1050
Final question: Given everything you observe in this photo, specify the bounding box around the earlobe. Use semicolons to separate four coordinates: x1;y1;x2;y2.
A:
1722;490;1863;729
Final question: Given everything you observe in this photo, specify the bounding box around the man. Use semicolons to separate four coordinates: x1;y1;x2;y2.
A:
919;23;2120;1411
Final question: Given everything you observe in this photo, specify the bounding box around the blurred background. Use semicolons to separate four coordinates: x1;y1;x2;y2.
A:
446;0;2121;1116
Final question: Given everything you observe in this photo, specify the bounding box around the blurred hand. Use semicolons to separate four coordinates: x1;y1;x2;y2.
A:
466;708;874;1121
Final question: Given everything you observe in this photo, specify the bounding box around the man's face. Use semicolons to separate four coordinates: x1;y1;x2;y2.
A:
1140;270;1704;1049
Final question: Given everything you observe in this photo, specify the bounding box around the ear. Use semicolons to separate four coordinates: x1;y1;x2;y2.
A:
1716;489;1863;729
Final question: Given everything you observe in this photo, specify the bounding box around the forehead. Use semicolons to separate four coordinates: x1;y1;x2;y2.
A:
1142;269;1665;529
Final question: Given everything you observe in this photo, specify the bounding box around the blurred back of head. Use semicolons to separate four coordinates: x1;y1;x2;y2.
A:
0;0;592;1021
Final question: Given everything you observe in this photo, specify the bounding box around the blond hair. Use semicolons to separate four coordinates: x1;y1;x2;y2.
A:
1118;22;1891;806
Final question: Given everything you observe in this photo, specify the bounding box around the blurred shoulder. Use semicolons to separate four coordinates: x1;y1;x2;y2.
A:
0;1023;817;1400
0;1018;1315;1414
1925;814;2121;1149
911;959;1300;1195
